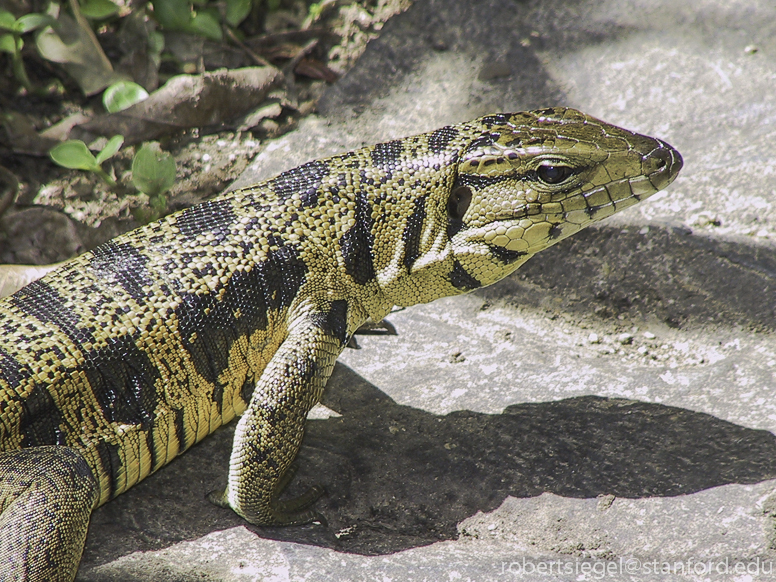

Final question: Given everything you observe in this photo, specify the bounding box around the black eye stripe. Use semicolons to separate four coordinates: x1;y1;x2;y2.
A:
456;165;581;189
456;174;511;189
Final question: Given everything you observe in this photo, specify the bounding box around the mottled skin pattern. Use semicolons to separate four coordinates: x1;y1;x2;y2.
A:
0;108;682;581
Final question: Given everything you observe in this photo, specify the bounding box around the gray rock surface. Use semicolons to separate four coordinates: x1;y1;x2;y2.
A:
78;0;776;580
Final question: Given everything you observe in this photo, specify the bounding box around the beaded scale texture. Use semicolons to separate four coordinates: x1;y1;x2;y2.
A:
0;107;682;581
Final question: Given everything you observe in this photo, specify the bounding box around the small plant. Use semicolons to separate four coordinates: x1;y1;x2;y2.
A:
131;143;177;223
224;0;252;28
79;0;120;20
49;137;177;224
0;9;55;91
150;0;223;41
307;2;323;21
103;80;150;113
49;135;124;187
149;0;273;41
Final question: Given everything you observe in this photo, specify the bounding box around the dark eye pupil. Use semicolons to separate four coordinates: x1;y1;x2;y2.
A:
537;164;573;184
448;186;472;220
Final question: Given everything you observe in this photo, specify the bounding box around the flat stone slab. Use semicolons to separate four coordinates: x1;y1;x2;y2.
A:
77;0;776;580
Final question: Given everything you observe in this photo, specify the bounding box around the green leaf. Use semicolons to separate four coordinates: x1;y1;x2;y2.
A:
49;140;100;171
35;11;121;95
103;81;149;113
225;0;251;27
187;10;222;41
0;10;18;33
79;0;119;19
95;135;124;164
148;30;164;55
151;0;192;30
0;33;17;54
149;194;167;211
307;2;322;20
132;145;176;197
17;13;55;33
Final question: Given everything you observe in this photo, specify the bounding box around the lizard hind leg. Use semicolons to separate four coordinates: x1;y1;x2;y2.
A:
207;464;325;526
0;446;99;582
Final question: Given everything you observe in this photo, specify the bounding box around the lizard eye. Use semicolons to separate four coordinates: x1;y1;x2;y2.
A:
448;186;472;220
537;164;575;185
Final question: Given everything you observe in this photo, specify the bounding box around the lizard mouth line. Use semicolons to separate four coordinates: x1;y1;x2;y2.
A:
488;182;656;231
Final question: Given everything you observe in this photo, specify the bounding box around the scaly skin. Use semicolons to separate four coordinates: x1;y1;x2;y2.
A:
0;107;682;581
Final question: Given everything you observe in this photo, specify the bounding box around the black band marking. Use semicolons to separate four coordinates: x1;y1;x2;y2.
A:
310;300;349;346
89;242;153;300
19;383;63;447
428;126;459;154
486;245;527;264
371;140;404;169
268;160;329;204
340;190;376;285
402;196;427;270
449;261;481;291
176;198;236;239
175;245;307;411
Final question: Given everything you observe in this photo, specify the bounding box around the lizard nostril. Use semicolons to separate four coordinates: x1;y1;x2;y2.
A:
643;141;682;190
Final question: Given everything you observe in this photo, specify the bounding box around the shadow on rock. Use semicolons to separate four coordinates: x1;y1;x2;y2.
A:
483;222;776;332
257;363;776;554
81;361;776;566
319;0;640;119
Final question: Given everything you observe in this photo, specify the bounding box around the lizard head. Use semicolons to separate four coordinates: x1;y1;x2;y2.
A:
445;107;683;289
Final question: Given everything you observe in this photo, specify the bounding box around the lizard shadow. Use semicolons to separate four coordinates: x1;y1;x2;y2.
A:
82;360;776;566
487;221;776;333
265;364;776;554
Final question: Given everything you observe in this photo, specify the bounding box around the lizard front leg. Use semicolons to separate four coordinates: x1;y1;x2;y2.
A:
211;301;349;526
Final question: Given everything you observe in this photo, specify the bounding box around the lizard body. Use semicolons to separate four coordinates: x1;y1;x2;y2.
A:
0;108;682;581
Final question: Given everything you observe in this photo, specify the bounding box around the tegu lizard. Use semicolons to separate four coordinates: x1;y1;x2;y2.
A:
0;107;682;581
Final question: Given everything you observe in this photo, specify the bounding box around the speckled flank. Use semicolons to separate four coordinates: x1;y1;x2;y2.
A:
0;108;682;581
